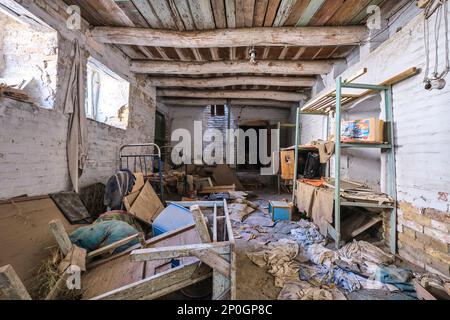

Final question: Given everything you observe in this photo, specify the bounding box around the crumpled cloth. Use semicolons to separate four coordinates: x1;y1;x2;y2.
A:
309;140;335;164
290;219;324;247
338;240;395;270
247;239;300;288
277;280;346;300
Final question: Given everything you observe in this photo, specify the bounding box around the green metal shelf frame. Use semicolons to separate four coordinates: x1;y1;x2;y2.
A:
292;78;398;255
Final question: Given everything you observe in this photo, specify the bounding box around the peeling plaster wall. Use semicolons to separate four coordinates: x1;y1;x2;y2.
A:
0;2;156;199
0;13;57;109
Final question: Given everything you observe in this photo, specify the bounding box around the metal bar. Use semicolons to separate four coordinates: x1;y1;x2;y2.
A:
167;201;225;208
341;201;394;209
292;107;300;203
327;224;338;242
334;77;343;249
341;143;392;149
385;85;397;255
341;83;389;90
158;156;164;201
277;122;281;195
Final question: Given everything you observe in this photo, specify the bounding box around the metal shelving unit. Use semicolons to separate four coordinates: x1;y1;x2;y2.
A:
292;77;398;254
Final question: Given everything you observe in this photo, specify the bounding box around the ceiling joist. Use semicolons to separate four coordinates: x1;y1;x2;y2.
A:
157;89;306;102
161;98;296;109
88;26;368;48
147;76;316;88
131;59;341;75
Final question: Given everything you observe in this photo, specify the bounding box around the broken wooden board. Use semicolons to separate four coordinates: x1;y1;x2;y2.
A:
198;185;236;194
128;181;164;223
0;265;31;300
212;165;244;190
0;196;79;297
82;224;201;299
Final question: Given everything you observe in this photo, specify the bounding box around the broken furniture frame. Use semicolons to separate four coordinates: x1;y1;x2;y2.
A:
129;199;237;300
119;143;164;201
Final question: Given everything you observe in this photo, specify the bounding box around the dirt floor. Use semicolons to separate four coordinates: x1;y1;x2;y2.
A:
233;189;421;300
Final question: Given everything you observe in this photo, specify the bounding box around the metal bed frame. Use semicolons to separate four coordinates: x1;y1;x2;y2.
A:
119;143;164;201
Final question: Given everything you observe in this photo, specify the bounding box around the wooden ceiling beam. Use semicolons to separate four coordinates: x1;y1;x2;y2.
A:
161;98;296;108
157;89;306;102
89;26;368;48
131;59;341;75
147;76;316;88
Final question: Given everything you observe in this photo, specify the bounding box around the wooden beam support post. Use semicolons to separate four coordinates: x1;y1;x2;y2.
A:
89;26;368;48
49;219;72;256
131;60;340;75
0;265;31;300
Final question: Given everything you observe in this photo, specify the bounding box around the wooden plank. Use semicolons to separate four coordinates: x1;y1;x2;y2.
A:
213;204;218;242
223;200;237;300
190;205;212;243
148;75;315;87
0;197;79;296
90;26;368;47
283;0;310;26
273;0;298;26
173;0;196;30
244;0;256;27
296;0;326;26
264;0;282;26
130;242;231;262
213;165;244;190
192;249;231;278
148;0;178;29
87;234;141;259
128;181;164;223
211;0;227;28
91;262;211;300
129;58;336;76
157;89;306;102
49;219;73;256
326;0;372;25
309;0;345;26
224;0;236;28
235;0;245;27
0;265;31;300
162;98;295;108
190;0;216;29
254;0;269;27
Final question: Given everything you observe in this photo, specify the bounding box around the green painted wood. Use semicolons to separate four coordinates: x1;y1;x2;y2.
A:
334;77;342;249
385;85;397;255
292;107;300;202
341;143;392;149
296;0;326;27
350;0;385;24
342;83;389;90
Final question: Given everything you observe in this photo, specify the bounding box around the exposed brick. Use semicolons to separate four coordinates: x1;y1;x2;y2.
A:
431;219;449;233
403;226;416;239
398;248;425;269
426;254;450;276
398;233;424;251
399;216;424;233
423;208;450;225
424;227;450;245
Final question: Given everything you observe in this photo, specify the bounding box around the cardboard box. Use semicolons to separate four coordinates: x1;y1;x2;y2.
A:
341;118;384;143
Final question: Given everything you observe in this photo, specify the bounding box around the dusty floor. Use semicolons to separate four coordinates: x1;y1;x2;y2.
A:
233;189;419;300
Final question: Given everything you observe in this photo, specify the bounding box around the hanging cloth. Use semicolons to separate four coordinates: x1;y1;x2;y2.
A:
65;41;88;193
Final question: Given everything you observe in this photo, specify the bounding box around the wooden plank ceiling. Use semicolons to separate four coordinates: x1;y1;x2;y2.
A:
64;0;387;104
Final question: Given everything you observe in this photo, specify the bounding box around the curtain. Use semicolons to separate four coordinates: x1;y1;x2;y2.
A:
64;41;88;193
